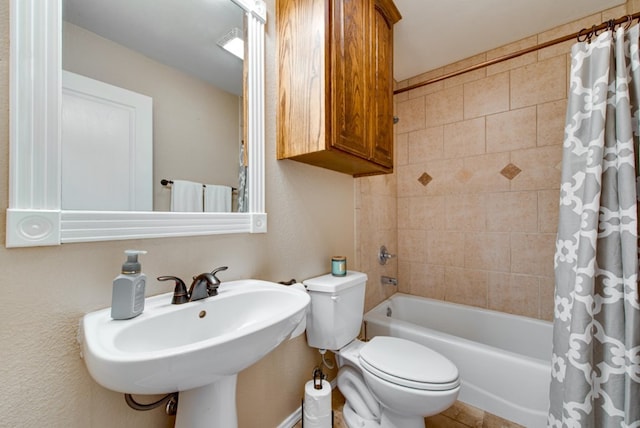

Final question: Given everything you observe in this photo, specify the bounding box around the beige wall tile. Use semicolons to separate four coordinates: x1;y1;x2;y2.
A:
538;189;560;233
358;193;391;230
398;195;443;231
465;232;511;272
395;132;409;166
444;53;487;75
409;126;444;162
510;145;563;191
396;96;426;133
444;117;486;159
364;263;398;312
364;171;397;197
398;228;426;263
425;85;464;127
463;72;510;119
407;80;445;99
408;263;446;300
462;152;511;194
486;106;537;153
488;273;540;318
408;68;444;87
511;56;566;109
397;197;409;229
409;196;445;230
397;260;411;294
426;230;465;267
511;232;556;277
395;78;409;90
423;158;466;195
602;5;627;21
442;53;487;88
486;36;538;76
537;99;567;147
444;267;489;308
445;194;486;232
537;14;600;60
486;191;537;232
445;68;486;89
397;163;430;197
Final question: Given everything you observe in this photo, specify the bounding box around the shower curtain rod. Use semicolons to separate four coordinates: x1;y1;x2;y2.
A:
394;12;640;95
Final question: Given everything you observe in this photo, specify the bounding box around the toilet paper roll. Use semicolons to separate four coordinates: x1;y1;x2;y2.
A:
303;379;332;428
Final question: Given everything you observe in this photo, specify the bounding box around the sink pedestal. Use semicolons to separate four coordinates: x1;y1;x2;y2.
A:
175;375;238;428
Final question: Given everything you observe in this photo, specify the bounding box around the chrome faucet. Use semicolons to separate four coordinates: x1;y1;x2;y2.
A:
378;245;396;265
158;266;228;304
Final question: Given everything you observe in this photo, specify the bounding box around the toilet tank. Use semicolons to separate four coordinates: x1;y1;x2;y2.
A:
303;271;367;350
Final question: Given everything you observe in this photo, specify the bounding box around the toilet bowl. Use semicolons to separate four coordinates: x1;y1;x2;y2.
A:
303;271;460;428
336;337;460;427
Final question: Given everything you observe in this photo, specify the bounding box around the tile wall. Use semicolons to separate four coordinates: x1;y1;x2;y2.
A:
357;2;636;320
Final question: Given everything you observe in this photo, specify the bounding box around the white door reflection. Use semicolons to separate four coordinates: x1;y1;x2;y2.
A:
61;71;153;211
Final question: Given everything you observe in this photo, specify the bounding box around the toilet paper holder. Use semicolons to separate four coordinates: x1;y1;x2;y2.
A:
313;368;324;390
302;367;333;427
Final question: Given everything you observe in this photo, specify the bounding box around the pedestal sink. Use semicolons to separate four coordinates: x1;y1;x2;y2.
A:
78;279;310;427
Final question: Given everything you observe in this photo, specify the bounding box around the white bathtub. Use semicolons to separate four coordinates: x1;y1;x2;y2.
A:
364;293;552;428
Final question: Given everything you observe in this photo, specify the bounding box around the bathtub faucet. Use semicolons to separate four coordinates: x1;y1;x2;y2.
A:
378;246;396;265
381;276;398;286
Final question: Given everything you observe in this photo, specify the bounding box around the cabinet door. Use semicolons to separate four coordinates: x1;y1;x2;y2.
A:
330;0;370;158
370;0;400;168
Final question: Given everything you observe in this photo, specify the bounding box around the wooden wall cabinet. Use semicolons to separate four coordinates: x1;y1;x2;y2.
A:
277;0;401;177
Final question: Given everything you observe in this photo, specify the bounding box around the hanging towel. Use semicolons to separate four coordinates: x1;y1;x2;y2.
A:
204;185;232;212
170;180;203;212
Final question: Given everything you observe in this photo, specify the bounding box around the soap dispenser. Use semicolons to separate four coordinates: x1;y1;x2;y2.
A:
111;250;147;320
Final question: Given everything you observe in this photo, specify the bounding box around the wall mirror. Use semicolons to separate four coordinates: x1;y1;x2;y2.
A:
7;0;266;247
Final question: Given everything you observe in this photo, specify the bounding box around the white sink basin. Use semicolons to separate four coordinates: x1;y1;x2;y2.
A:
79;279;309;427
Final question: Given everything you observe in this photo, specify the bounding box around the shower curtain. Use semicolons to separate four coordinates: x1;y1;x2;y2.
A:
548;25;640;427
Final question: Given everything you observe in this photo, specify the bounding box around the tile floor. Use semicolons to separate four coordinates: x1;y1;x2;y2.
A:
294;390;524;428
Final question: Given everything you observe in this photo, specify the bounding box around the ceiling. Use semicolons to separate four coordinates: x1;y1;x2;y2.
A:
392;0;626;81
63;0;244;95
64;0;626;93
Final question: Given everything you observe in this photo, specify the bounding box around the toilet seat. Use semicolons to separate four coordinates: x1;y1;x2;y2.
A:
359;336;459;391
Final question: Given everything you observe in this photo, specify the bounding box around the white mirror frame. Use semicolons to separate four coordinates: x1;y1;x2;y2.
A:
7;0;267;247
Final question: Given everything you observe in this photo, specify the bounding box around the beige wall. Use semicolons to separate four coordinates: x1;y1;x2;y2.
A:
63;22;241;212
356;1;638;321
0;0;355;427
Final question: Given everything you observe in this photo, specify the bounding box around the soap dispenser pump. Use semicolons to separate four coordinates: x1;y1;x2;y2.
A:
111;250;147;320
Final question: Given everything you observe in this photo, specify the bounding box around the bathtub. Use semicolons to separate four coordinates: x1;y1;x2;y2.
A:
364;293;552;428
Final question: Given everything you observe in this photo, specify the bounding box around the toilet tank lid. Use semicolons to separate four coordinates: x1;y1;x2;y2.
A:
303;271;367;293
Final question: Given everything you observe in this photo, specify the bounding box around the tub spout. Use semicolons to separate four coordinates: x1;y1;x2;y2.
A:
381;276;397;286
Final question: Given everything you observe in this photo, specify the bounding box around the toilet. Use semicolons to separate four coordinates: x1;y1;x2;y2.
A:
303;271;460;428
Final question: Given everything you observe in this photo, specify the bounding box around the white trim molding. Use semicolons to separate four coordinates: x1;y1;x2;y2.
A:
7;0;267;247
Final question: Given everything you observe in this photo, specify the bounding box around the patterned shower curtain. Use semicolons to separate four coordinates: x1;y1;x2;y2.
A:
548;25;640;427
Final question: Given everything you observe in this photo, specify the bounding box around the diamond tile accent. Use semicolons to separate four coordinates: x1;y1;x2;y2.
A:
500;163;522;180
418;172;433;186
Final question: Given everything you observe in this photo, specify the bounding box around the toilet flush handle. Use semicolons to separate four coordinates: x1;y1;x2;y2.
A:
331;295;340;302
